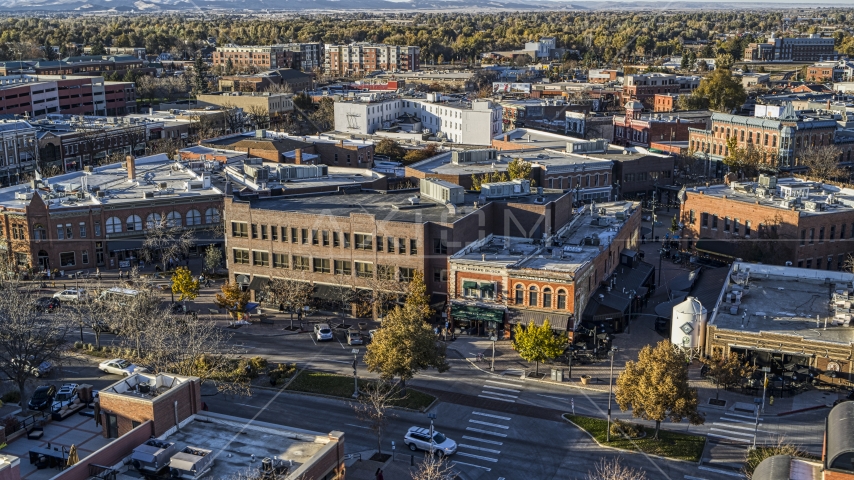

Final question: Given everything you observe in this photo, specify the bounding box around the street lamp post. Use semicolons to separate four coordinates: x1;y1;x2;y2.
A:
351;348;360;398
760;366;769;414
606;347;618;442
427;413;437;456
567;345;573;379
490;333;497;372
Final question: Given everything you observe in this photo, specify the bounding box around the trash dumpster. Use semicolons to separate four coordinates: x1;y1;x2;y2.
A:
551;368;563;382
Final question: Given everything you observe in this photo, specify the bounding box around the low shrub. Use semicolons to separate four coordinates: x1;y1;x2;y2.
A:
73;341;83;349
269;363;297;386
0;391;20;404
2;416;20;435
610;419;642;439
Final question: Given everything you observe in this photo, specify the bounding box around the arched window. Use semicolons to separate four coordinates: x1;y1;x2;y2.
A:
186;209;201;226
33;224;46;240
542;288;552;309
205;208;221;224
146;213;162;229
126;215;142;232
557;290;567;310
166;211;182;227
514;284;524;305
106;217;122;234
528;286;538;307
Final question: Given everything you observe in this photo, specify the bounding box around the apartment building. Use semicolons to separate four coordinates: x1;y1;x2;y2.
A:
0;154;223;272
0;75;136;118
0;55;154;77
744;34;838;62
333;93;501;145
324;43;420;76
280;43;324;71
623;73;700;108
678;175;854;268
0;120;38;186
687;106;846;169
806;60;854;83
213;45;300;72
612;101;710;149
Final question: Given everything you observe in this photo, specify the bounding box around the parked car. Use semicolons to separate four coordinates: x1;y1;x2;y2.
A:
11;357;52;377
92;321;114;334
27;385;57;410
53;289;89;302
50;384;79;412
347;329;363;345
33;297;61;313
404;427;457;457
99;359;146;376
314;323;333;341
169;303;197;318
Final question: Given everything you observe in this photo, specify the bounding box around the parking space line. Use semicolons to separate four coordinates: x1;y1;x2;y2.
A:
472;412;511;421
451;461;491;471
469;420;509;429
477;395;515;403
458;444;500;454
461;436;502;445
465;427;507;437
537;394;565;401
455;452;498;463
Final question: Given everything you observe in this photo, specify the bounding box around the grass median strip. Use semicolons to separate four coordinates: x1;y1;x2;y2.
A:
563;414;706;462
287;370;436;410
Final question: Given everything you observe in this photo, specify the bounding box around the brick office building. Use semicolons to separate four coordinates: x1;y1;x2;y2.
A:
687;107;847;170
223;183;574;317
0;154;223;273
744;34;837;62
0;75;136;118
678;176;854;268
213;45;301;72
324;43;420;76
612;101;710;149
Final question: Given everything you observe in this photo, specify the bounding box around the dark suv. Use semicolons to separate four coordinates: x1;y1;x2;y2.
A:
33;297;61;313
28;385;57;410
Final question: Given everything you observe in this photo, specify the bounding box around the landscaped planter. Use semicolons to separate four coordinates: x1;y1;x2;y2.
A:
580;375;592;385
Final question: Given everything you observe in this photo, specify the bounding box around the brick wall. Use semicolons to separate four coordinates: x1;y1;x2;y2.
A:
296;432;345;480
56;421;153;480
98;377;201;438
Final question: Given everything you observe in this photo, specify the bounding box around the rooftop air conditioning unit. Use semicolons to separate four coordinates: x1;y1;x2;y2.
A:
131;439;179;474
168;447;214;480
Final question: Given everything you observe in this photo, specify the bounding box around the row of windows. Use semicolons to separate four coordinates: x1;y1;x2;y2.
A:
514;284;569;309
232;248;416;280
106;208;219;234
697;212;754;236
800;224;854;245
799;253;852;271
231;222;420;255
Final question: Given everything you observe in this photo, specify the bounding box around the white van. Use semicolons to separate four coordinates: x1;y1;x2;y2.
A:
99;287;140;305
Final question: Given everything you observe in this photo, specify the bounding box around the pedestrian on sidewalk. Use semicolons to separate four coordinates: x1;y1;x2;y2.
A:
375;468;383;480
119;270;123;280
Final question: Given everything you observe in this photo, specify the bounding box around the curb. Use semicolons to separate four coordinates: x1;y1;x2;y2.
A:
775;404;830;417
462;357;609;393
560;414;704;466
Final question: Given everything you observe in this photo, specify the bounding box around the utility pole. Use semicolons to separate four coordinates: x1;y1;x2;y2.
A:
606;347;618;442
760;367;769;413
351;348;360;398
490;333;497;372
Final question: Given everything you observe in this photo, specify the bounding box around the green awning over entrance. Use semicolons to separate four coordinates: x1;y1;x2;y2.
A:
462;281;478;289
480;283;495;292
451;304;504;323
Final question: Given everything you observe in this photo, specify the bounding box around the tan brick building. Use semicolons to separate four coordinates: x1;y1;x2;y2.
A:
324;43;420;76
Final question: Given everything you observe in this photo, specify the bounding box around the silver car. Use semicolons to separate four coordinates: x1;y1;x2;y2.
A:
404;427;457;457
314;323;333;341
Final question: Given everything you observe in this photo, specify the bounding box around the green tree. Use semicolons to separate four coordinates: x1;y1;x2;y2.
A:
214;281;250;319
310;97;335;131
702;351;750;399
191;53;209;98
690;68;746;113
512;320;566;376
724;138;764;178
224;58;234;76
374;138;406;160
402;144;439;164
364;271;449;392
615;340;704;439
89;42;106;55
171;266;200;301
293;93;313;110
507;157;533;182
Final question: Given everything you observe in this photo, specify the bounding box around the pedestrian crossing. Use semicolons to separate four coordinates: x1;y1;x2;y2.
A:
705;412;765;445
452;377;524;474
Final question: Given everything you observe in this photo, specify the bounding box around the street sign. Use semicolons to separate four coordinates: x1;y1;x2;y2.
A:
489;335;497;342
351;349;360;355
760;367;771;372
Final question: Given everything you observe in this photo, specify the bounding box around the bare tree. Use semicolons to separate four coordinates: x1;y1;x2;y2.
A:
351;380;399;456
330;272;357;319
245;105;270;130
113;275;162;357
125;125;148;158
586;457;648;480
147;137;183;160
75;125;107;168
140;216;195;272
66;277;116;349
0;281;74;399
190;113;224;143
266;274;314;329
800;144;844;181
411;455;455;480
265;83;293;94
218;102;246;134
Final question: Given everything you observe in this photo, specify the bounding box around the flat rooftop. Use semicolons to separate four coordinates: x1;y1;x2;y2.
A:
157;414;328;480
225;161;384;192
409;149;613;177
246;189;565;224
712;264;854;346
101;373;197;401
690;177;854;216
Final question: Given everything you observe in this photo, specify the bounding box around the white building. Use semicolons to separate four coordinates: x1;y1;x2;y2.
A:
333;94;502;146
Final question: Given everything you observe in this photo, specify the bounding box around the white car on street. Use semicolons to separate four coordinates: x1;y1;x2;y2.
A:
404;427;457;457
99;359;146;376
314;323;333;341
53;289;89;302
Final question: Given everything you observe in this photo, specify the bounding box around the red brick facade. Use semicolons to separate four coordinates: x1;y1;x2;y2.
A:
98;376;202;438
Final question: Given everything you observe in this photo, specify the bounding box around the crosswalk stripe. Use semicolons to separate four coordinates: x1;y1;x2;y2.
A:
472;412;511;421
456;451;499;463
697;465;745;478
706;432;750;443
458;444;501;454
465;427;507;437
485;379;524;387
469;419;510;429
720;417;760;425
684;476;709;480
724;413;763;421
462;436;503;445
477;394;516;403
712;422;769;433
482;384;521;393
478;390;518;399
709;428;754;437
452;460;491;471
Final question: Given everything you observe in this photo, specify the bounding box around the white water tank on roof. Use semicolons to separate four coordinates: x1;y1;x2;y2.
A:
670;296;707;350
